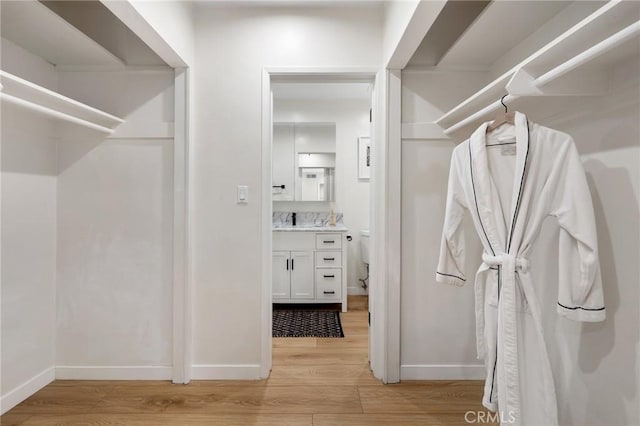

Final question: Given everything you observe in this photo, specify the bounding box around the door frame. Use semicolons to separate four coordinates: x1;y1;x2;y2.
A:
260;67;401;382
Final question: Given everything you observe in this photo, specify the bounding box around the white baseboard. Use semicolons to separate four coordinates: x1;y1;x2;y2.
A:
1;367;55;415
400;364;485;380
347;286;369;296
55;366;172;380
192;364;262;380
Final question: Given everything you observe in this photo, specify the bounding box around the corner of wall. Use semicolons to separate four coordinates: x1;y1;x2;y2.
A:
0;367;55;416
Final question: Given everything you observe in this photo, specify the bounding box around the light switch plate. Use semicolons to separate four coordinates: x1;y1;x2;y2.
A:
237;185;248;203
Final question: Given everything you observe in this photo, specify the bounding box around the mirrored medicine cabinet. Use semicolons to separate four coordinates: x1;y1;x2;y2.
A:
272;122;336;202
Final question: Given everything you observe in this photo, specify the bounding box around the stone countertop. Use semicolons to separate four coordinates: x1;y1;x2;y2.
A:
273;225;348;232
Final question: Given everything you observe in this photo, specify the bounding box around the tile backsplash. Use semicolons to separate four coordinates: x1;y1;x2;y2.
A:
273;211;343;227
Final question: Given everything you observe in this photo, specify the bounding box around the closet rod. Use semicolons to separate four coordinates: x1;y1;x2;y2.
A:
536;20;640;87
445;94;520;135
0;93;115;134
436;0;623;125
444;20;640;135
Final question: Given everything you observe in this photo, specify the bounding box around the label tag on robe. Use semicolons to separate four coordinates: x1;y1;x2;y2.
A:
502;145;517;156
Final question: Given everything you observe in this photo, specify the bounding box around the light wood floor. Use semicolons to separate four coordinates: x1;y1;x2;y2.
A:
1;296;494;425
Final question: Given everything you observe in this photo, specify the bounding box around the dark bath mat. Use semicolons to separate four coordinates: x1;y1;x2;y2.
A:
272;309;344;338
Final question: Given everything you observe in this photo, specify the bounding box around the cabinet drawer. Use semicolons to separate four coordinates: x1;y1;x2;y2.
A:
315;251;342;268
273;232;315;251
316;233;342;249
315;268;342;300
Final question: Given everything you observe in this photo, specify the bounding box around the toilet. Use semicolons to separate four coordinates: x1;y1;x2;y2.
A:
360;230;370;265
359;230;370;290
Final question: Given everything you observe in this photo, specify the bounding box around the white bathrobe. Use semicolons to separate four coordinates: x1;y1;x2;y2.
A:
436;112;605;425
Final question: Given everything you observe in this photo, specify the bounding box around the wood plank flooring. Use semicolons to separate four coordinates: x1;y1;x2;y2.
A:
1;296;495;425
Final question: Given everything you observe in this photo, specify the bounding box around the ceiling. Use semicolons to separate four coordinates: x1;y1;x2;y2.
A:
195;0;383;8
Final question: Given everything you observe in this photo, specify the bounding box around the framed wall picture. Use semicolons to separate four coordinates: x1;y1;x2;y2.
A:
358;136;371;180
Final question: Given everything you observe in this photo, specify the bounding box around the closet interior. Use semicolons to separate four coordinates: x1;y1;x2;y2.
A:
401;1;639;424
1;0;175;413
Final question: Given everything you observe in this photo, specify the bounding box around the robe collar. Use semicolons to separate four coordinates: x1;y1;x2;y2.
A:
468;111;530;255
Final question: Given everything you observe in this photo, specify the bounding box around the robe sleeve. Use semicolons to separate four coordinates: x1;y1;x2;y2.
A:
551;140;605;322
436;152;468;286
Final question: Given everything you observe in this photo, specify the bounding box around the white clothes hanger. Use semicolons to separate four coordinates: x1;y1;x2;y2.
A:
486;94;516;146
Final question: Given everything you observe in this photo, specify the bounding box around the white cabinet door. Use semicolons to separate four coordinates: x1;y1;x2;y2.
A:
290;251;314;299
272;251;291;299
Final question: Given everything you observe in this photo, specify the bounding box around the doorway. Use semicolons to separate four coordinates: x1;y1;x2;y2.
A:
260;69;381;380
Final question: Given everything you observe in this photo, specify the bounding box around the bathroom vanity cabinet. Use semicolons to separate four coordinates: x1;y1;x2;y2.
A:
273;230;347;312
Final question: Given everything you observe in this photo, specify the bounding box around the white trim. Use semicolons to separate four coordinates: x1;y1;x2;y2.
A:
266;67;379;79
260;69;273;379
106;136;175;141
0;367;55;415
55;366;172;380
401;122;450;140
402;66;491;74
108;123;175;140
368;69;386;381
54;65;173;73
385;70;402;384
172;67;191;384
400;364;486;380
192;364;262;380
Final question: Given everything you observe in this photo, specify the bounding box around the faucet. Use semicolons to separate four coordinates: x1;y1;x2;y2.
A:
292;212;296;226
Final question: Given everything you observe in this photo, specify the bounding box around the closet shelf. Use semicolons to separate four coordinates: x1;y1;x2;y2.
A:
436;0;640;136
0;70;124;134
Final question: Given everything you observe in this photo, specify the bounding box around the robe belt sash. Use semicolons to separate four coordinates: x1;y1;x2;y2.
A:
473;252;550;424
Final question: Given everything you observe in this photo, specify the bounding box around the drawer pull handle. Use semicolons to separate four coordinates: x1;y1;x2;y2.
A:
323;257;335;261
286;259;289;270
323;274;335;278
324;291;335;295
323;240;335;244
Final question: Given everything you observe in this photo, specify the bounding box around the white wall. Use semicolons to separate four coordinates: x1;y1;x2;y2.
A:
273;98;371;295
55;70;175;378
533;71;640;426
401;140;483;378
1;41;58;413
0;38;57;90
400;70;487;380
191;5;382;374
56;137;173;370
